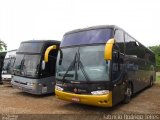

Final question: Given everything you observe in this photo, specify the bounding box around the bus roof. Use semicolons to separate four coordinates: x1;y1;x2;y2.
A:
17;40;60;54
21;40;60;44
63;25;154;54
5;49;17;52
64;25;118;35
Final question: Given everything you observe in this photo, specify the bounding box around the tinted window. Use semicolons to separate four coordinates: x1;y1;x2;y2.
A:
125;34;153;61
18;42;44;53
114;30;125;53
125;34;138;56
61;28;113;47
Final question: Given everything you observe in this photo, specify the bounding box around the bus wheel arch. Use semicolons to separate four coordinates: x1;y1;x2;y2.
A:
123;81;133;104
149;75;154;87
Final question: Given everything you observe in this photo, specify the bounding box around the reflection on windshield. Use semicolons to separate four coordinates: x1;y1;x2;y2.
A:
13;54;40;78
56;45;109;81
61;28;113;47
3;59;10;71
3;58;16;74
18;42;43;53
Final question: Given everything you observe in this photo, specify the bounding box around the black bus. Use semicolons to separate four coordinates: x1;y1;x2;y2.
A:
0;51;7;84
55;25;156;107
11;40;60;95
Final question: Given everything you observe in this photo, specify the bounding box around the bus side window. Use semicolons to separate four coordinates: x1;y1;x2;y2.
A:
114;29;125;54
125;34;141;58
112;51;119;71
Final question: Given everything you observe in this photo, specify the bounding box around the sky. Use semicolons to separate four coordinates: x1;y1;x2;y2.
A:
0;0;160;50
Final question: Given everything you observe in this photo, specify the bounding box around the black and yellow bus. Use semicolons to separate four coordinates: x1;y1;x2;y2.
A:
55;25;156;107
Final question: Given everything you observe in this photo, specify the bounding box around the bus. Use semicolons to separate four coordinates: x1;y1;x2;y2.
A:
0;51;7;84
55;25;156;107
2;49;17;81
11;40;60;95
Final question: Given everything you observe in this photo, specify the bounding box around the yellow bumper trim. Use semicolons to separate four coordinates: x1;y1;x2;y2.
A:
55;89;112;107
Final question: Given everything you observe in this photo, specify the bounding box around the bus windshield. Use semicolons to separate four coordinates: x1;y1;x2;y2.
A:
13;54;41;78
3;59;10;70
56;45;109;81
3;58;15;74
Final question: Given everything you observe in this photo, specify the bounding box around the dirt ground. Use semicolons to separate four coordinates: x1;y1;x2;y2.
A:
0;81;160;120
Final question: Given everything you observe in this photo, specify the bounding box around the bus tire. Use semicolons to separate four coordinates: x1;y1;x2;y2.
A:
149;76;153;87
123;82;132;104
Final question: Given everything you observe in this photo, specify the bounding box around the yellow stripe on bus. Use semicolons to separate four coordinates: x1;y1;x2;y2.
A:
55;89;112;107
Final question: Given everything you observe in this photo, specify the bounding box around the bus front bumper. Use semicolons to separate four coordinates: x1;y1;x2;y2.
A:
55;90;112;107
11;82;40;95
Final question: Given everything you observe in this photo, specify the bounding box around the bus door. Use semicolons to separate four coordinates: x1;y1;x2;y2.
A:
112;49;126;105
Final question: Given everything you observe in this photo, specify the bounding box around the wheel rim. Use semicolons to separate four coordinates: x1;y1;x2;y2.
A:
126;87;132;97
150;80;153;86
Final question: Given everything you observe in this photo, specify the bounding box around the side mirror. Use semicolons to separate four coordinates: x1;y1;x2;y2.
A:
44;45;57;62
42;60;45;70
59;49;63;65
59;59;62;65
104;38;116;60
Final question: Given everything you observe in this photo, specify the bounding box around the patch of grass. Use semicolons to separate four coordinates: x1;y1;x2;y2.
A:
156;72;160;81
155;72;160;86
156;76;160;81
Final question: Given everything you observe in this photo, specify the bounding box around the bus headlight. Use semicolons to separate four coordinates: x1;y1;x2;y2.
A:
91;90;109;95
55;85;63;91
27;83;36;88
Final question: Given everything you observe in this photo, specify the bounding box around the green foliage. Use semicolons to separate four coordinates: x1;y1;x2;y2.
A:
156;72;160;81
157;75;160;81
149;45;160;53
0;40;7;51
149;45;160;71
156;53;160;66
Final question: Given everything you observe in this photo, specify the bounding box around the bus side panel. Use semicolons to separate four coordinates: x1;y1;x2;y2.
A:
38;76;56;94
112;82;126;106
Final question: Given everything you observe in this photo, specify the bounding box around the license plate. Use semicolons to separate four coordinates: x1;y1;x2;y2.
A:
71;97;80;102
42;87;47;93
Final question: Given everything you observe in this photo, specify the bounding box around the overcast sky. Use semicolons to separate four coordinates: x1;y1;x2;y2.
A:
0;0;160;50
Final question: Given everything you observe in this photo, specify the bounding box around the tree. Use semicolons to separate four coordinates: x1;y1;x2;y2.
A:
0;40;7;51
149;45;160;71
0;39;7;84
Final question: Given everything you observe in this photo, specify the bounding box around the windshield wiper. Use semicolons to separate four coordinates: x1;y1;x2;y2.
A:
77;53;90;81
61;51;90;82
62;53;78;80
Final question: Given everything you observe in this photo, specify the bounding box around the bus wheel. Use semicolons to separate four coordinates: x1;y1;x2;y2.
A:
123;83;132;104
149;77;153;87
